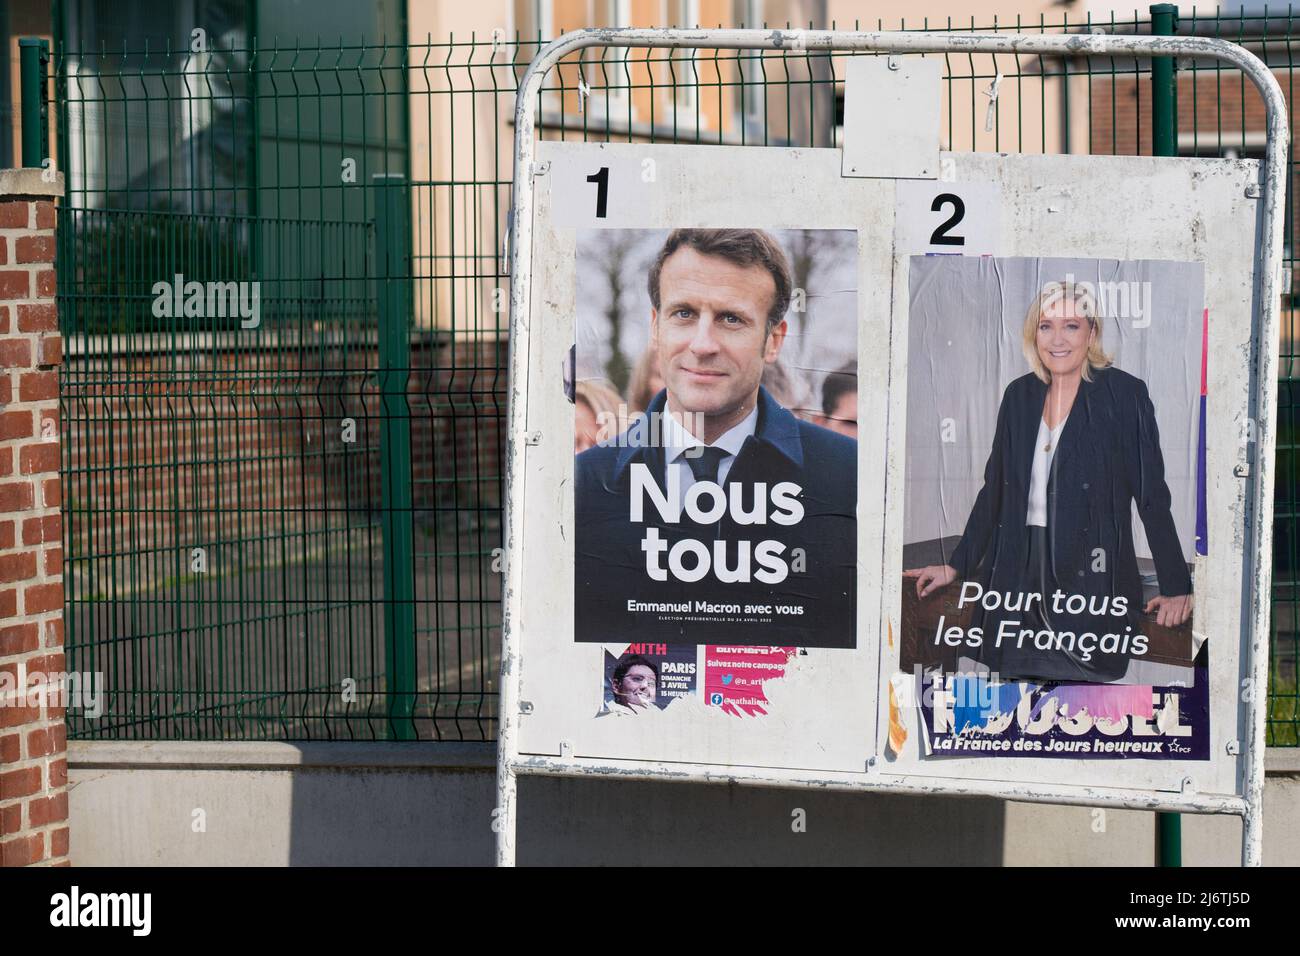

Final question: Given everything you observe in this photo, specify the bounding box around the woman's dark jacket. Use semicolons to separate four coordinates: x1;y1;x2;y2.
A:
947;366;1192;681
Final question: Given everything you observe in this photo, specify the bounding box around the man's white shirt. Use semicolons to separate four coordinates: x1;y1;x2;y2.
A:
661;404;759;513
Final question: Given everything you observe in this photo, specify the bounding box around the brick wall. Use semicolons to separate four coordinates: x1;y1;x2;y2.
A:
1090;71;1288;157
1090;67;1300;357
0;169;68;867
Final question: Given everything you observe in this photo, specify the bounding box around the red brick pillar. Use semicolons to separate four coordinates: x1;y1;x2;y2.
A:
0;168;67;867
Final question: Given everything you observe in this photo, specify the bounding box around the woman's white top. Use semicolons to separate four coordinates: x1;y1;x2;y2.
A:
1026;416;1068;527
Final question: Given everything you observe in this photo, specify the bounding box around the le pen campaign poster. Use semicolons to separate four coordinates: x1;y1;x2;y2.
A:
901;255;1209;760
571;228;858;648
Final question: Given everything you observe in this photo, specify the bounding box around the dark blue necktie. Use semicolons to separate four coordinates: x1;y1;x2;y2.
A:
685;446;729;484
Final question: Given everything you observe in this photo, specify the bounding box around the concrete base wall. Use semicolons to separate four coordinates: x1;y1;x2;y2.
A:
67;743;1300;866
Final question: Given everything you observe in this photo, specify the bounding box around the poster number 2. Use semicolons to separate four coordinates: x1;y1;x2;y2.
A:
587;167;609;218
895;180;997;254
929;193;966;246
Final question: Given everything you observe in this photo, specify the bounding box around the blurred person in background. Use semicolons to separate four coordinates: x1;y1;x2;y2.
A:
816;364;858;439
575;379;625;453
627;344;665;415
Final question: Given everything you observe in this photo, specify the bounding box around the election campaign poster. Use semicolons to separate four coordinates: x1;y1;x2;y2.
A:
703;645;800;717
901;255;1208;758
599;643;699;716
597;642;809;720
572;227;859;648
916;660;1210;759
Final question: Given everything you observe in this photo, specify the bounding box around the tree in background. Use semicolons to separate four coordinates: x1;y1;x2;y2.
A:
594;231;642;394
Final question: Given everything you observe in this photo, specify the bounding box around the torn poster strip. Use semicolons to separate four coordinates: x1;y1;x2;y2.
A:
704;645;799;717
917;651;1209;759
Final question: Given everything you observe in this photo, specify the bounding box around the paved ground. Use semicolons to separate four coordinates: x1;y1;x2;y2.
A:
63;521;502;742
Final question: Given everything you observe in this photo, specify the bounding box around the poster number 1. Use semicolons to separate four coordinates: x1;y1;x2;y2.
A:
929;193;966;246
587;167;609;218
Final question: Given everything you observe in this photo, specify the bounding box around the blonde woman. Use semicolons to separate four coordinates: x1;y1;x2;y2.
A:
904;281;1193;682
574;379;625;453
626;345;665;415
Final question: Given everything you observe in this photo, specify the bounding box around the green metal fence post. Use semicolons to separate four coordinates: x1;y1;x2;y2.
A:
18;37;48;168
1150;1;1184;868
1151;4;1179;157
375;173;417;741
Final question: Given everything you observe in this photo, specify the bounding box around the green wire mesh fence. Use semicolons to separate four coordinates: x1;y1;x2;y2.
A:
43;10;1300;743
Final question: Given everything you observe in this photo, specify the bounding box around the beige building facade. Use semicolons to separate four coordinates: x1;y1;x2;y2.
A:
404;0;1130;331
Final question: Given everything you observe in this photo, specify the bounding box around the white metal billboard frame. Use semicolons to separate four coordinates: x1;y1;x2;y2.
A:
498;28;1287;867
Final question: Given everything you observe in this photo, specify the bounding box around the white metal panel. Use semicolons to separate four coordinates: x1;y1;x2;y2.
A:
499;25;1285;869
877;151;1259;801
516;141;895;772
511;141;1256;802
841;57;941;179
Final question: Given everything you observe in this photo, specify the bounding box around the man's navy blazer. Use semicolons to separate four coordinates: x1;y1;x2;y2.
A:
574;387;857;647
947;366;1193;681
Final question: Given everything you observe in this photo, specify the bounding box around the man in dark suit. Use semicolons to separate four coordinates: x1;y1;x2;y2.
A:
575;229;857;648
